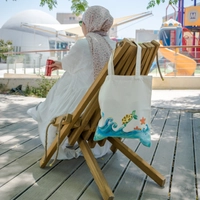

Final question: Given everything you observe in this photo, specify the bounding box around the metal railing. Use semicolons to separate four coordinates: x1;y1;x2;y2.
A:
1;49;69;77
1;45;200;78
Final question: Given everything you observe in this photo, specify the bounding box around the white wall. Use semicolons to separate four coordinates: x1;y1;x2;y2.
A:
0;28;50;51
0;28;52;66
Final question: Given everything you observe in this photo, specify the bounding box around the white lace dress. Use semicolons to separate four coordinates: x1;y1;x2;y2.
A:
28;37;116;159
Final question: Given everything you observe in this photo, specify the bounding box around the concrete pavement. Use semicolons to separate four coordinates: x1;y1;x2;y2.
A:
151;89;200;110
0;89;200;111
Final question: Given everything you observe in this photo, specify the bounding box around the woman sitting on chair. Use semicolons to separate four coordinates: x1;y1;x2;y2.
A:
27;5;116;159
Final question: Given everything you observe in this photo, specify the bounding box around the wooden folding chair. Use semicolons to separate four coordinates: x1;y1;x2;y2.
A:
39;38;166;200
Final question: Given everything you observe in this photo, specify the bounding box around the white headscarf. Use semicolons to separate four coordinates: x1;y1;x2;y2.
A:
82;6;114;79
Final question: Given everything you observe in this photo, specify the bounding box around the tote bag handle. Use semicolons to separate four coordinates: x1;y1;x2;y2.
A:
108;43;142;77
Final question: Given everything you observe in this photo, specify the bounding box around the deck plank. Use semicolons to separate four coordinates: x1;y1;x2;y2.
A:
0;126;38;146
0;146;43;188
0;95;42;128
0;128;39;157
0;147;45;200
141;110;180;199
0;120;37;138
14;158;85;200
170;112;196;200
0;150;25;169
193;113;200;197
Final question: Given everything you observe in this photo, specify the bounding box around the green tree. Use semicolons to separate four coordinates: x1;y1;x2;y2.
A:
40;0;88;15
147;0;178;9
0;39;13;62
6;0;179;15
40;0;179;13
40;0;179;12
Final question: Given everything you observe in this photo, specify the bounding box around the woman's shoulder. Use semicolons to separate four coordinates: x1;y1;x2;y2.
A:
74;38;89;47
69;38;90;55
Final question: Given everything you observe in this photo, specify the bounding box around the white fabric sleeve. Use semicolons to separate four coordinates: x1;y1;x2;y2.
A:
61;39;92;73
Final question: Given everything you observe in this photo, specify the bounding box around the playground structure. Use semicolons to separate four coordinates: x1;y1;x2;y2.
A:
155;0;200;76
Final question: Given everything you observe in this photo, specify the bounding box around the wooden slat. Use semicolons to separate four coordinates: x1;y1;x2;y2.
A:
143;40;160;75
88;133;97;148
140;43;148;71
73;118;82;128
108;137;166;187
141;42;155;75
140;45;150;74
97;138;107;147
115;46;133;71
110;138;121;153
82;109;100;140
53;114;82;129
114;39;131;66
78;137;114;200
118;41;137;75
68;93;99;145
124;43;137;75
144;40;160;75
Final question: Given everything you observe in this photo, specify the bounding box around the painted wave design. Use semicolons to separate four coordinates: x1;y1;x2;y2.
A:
94;117;151;147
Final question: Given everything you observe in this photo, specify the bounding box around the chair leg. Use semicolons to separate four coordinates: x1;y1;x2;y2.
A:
110;144;118;153
110;138;122;153
78;137;114;200
108;137;166;187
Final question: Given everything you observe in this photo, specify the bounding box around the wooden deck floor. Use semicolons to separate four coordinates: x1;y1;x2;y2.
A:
0;94;199;200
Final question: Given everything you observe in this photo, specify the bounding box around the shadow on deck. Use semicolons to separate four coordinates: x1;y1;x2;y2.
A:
0;92;199;200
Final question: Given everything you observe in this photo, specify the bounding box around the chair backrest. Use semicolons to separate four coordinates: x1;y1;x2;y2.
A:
51;39;160;148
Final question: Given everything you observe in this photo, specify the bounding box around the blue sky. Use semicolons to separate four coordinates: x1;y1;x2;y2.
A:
0;0;196;38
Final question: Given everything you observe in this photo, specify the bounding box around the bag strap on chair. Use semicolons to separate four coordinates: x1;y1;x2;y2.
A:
156;53;164;81
45;116;66;167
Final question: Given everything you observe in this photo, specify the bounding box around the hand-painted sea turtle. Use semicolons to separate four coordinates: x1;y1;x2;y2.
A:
122;110;138;126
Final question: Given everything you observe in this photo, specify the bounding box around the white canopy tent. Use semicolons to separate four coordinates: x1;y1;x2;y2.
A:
21;11;153;40
21;22;79;40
